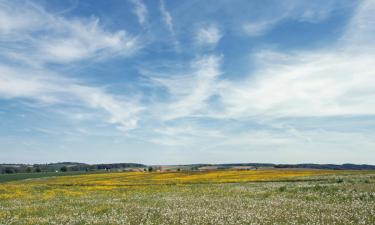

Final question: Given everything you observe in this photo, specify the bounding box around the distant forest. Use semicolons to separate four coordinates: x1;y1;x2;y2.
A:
1;162;375;174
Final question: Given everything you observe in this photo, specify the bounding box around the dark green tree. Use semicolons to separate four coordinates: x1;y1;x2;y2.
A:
60;166;68;172
26;167;32;173
5;167;15;174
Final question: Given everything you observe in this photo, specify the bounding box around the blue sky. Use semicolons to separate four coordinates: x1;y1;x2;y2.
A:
0;0;374;164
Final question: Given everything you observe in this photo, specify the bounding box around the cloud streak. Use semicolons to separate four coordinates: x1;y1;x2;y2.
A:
196;24;222;46
1;0;374;164
218;1;375;119
135;0;375;163
0;0;139;65
148;55;222;120
129;0;148;26
0;64;142;132
0;0;143;132
159;0;174;34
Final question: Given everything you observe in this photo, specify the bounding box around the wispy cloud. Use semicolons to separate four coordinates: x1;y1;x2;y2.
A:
219;51;375;118
129;0;148;26
241;0;347;37
219;1;375;119
195;24;222;46
0;0;143;132
342;0;375;48
0;64;143;132
148;55;222;120
159;0;179;49
0;1;139;65
1;0;374;163
243;20;277;37
159;0;174;34
140;0;375;163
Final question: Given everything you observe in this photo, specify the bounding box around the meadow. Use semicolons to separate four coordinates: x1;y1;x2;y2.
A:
0;171;99;183
0;169;374;225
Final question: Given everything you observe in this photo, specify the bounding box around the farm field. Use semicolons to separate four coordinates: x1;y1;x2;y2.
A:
0;169;375;225
0;171;103;183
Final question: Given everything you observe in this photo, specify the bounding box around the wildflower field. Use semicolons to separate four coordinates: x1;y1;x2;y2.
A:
0;169;375;225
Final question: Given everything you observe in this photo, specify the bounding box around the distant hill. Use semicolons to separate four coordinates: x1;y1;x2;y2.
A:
274;163;375;170
0;162;146;174
1;162;374;174
175;163;375;171
212;163;375;170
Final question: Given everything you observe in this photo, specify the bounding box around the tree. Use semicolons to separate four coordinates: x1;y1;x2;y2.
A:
5;167;15;174
148;166;153;172
60;166;68;172
35;167;42;173
26;167;32;173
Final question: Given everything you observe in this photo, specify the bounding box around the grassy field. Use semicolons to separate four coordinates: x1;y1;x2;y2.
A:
0;171;101;183
0;169;374;224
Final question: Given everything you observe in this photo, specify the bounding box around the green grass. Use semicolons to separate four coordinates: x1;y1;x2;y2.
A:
0;171;100;183
1;170;375;224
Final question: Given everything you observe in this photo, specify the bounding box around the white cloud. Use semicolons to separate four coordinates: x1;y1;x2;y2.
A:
159;0;174;34
0;1;142;133
157;0;180;50
129;0;148;25
243;21;276;37
299;8;330;23
0;1;45;34
0;1;139;65
242;1;347;37
142;118;375;164
219;51;375;118
196;24;222;46
140;0;374;156
151;123;223;145
342;0;375;49
220;1;375;119
70;85;142;132
149;55;222;120
208;129;375;164
1;0;374;163
0;65;142;132
39;19;138;64
139;0;375;161
291;1;337;23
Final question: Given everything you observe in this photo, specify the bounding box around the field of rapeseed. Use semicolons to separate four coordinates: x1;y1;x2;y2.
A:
0;169;374;224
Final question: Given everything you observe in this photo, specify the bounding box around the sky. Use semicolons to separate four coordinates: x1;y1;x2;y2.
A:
0;0;374;165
